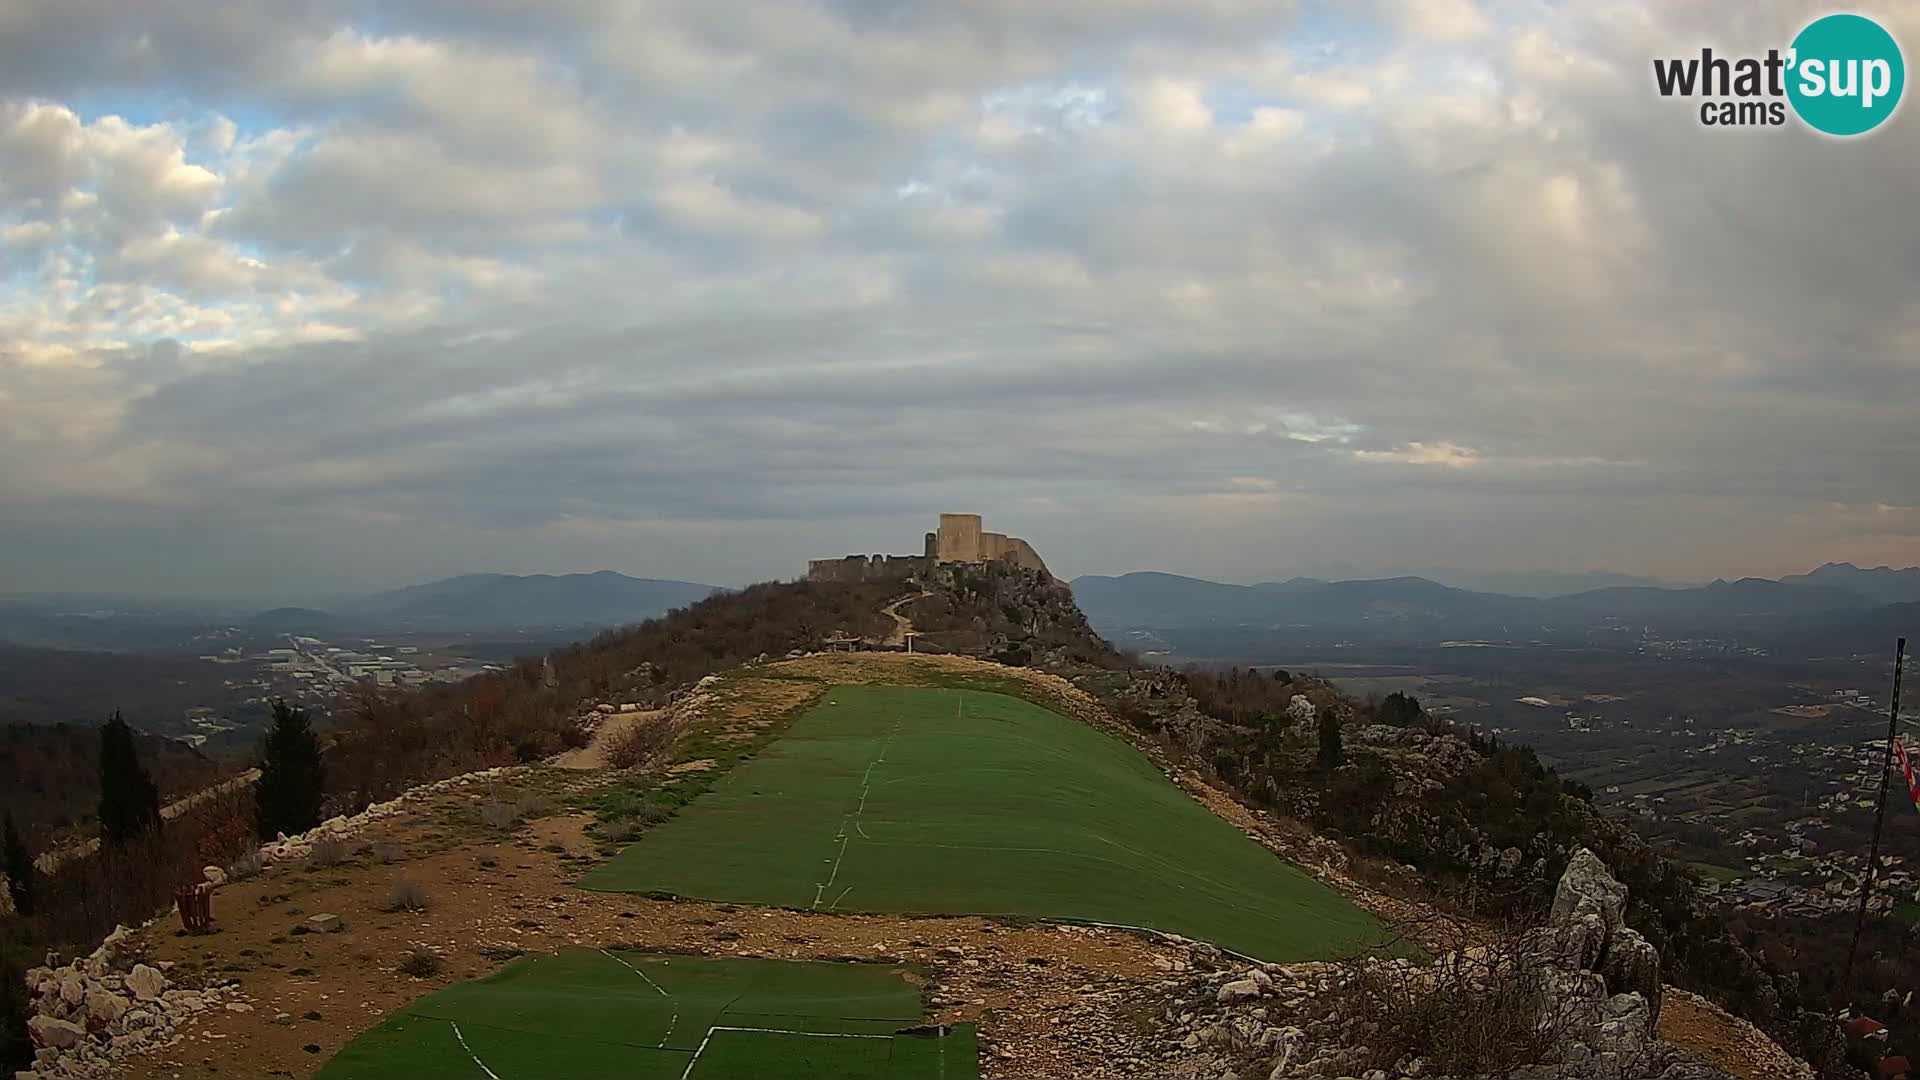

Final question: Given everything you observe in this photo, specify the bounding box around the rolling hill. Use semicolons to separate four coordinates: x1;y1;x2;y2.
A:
1780;562;1920;605
1069;571;1543;636
1069;566;1914;653
341;572;723;629
1549;577;1871;619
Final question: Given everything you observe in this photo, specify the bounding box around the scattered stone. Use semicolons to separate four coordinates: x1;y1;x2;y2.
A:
24;922;252;1078
305;913;344;934
125;965;165;1003
84;990;129;1025
1216;978;1263;1005
27;1017;84;1050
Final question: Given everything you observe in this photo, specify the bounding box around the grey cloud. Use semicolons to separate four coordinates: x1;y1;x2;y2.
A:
4;0;1920;594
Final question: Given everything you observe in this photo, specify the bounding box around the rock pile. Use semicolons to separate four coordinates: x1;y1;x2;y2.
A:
255;764;524;863
18;925;249;1080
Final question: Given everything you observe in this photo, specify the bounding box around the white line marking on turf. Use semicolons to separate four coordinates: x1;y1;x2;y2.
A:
450;1021;502;1080
601;949;678;1048
714;1025;893;1038
679;1028;715;1080
679;1025;897;1080
829;884;854;910
687;1022;902;1068
814;833;851;908
812;718;900;909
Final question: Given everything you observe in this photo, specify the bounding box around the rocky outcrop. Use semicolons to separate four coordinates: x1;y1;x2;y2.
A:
1150;850;1783;1080
21;925;249;1079
1543;847;1663;1025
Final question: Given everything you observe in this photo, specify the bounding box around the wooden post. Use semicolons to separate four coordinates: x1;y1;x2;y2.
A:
175;882;213;934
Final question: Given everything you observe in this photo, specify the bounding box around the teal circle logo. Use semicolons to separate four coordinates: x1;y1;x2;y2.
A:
1787;13;1905;136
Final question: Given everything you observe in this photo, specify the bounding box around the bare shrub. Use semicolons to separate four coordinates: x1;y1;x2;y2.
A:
1330;917;1576;1079
383;877;429;913
399;948;443;978
305;837;348;869
1335;958;1557;1076
226;850;263;881
478;801;517;830
603;717;678;770
371;843;404;865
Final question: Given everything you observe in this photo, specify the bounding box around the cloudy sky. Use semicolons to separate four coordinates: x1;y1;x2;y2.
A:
2;0;1917;601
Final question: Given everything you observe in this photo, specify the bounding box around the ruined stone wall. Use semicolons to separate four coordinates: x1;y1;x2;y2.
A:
926;514;1054;579
806;554;928;584
995;536;1052;577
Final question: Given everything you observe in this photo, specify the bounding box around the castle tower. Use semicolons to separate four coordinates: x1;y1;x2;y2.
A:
935;513;984;562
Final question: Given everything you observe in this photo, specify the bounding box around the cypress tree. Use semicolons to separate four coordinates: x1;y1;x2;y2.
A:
1316;707;1345;769
256;700;326;840
2;812;31;917
97;711;162;844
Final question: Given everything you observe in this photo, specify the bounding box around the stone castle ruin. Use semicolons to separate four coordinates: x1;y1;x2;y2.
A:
807;513;1053;583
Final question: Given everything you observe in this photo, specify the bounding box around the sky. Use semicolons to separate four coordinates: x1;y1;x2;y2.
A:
1;0;1917;602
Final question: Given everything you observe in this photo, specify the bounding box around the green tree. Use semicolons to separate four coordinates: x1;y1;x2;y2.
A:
1;812;30;917
1379;691;1424;727
256;699;326;840
97;711;161;845
1317;707;1345;769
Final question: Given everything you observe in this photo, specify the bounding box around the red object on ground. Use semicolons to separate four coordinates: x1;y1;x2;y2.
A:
1875;1056;1911;1080
1847;1016;1890;1041
175;882;212;933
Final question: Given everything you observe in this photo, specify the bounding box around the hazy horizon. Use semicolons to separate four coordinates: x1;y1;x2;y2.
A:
12;551;1920;612
4;1;1917;600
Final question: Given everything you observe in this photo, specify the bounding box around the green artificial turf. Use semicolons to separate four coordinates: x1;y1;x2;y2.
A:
314;950;972;1080
581;684;1383;961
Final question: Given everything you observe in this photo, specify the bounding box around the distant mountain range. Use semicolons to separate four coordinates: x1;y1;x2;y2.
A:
1344;568;1681;598
333;572;722;629
0;573;724;649
1778;563;1920;606
1069;563;1918;655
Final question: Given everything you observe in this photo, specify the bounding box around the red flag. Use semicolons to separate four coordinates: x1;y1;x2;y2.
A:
1894;737;1920;815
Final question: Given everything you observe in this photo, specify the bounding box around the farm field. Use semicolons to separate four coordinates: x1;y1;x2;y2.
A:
581;684;1381;961
314;950;973;1080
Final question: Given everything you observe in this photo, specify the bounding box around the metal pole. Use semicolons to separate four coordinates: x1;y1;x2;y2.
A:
1843;637;1906;1012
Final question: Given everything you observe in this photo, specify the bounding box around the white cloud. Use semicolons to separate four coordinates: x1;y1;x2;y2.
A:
655;177;825;240
1388;0;1491;43
1136;78;1214;134
1354;441;1482;468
